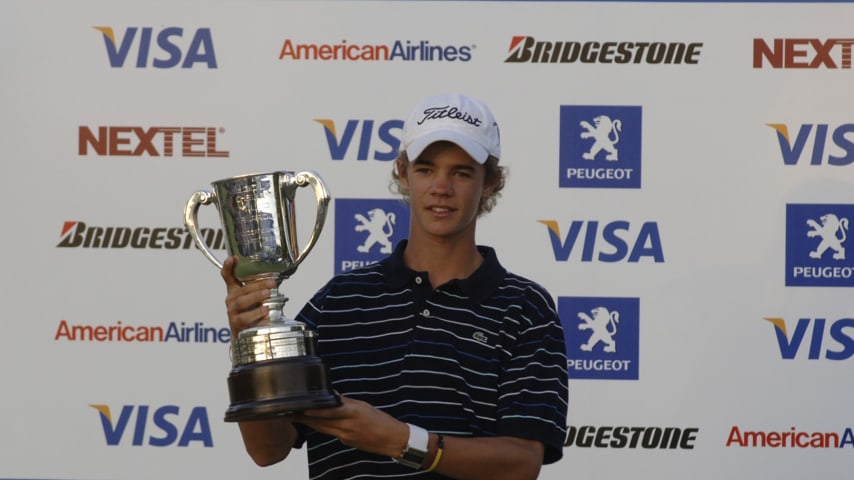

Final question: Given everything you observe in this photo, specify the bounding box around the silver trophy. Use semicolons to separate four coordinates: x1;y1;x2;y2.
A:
184;170;339;422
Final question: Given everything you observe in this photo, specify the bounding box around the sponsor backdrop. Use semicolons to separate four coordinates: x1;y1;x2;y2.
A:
1;0;852;478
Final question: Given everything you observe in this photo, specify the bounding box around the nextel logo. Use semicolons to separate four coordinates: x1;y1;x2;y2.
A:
754;38;854;69
78;126;229;157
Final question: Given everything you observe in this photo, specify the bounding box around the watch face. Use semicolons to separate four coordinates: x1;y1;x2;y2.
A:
398;441;429;467
396;456;425;469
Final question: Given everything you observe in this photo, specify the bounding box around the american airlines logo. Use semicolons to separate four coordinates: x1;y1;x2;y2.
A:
279;39;473;62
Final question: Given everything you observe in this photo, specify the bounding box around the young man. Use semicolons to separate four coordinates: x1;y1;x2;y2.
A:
221;94;568;479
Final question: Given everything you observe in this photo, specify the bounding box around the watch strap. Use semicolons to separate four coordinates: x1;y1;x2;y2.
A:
394;423;430;469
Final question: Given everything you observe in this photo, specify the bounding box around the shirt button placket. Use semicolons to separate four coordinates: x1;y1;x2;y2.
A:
416;276;429;317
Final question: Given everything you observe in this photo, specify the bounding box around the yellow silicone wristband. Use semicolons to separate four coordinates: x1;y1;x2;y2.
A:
426;435;445;472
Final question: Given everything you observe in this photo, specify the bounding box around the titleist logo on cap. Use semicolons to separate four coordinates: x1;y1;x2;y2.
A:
417;105;482;127
401;93;500;164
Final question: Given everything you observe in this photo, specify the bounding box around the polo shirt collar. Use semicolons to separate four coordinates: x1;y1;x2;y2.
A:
383;240;506;303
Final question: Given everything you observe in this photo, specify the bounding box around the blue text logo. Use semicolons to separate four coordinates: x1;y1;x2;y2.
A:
765;317;854;360
334;198;410;273
90;404;213;447
769;123;854;166
94;26;217;68
785;204;853;286
315;119;402;161
559;296;640;380
560;106;642;188
539;219;664;263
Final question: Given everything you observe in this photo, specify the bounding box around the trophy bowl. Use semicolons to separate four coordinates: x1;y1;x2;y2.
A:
184;170;340;422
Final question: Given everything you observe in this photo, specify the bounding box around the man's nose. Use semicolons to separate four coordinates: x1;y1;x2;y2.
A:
430;174;452;194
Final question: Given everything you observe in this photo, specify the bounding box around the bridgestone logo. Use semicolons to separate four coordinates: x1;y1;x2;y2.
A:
505;36;702;64
565;426;699;449
57;221;224;250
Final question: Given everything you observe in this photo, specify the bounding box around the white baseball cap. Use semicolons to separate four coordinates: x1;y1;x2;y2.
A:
401;93;501;164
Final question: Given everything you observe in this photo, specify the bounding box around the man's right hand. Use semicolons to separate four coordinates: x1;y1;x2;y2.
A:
221;256;299;466
221;256;277;337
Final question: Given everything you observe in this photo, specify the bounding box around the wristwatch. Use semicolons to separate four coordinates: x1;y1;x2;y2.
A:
393;423;430;469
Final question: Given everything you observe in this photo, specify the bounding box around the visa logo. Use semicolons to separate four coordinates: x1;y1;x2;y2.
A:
90;404;213;446
94;26;217;68
539;220;665;263
769;124;854;166
315;119;403;161
765;317;854;360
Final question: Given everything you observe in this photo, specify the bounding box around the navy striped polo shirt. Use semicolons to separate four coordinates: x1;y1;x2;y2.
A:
294;240;568;479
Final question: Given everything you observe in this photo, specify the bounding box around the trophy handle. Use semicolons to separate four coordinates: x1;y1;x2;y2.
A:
184;190;224;270
289;171;330;266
